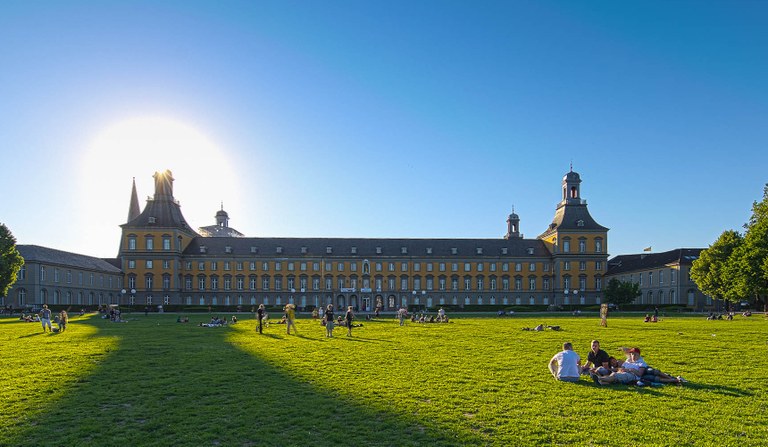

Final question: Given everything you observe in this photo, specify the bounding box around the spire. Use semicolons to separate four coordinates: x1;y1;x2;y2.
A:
127;177;141;223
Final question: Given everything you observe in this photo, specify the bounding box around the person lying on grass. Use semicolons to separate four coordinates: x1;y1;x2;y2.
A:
597;347;646;385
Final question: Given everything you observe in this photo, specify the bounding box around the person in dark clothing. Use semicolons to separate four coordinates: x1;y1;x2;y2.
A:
583;340;612;380
257;304;265;334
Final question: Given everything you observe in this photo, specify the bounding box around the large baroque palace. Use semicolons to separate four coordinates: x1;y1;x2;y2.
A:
7;169;612;311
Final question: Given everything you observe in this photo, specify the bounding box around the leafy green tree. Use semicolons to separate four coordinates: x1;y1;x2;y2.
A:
0;223;24;299
603;278;641;305
737;184;768;304
691;230;744;303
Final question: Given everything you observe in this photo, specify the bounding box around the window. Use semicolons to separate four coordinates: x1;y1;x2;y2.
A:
502;278;510;291
464;263;471;272
452;263;458;272
263;262;269;271
413;262;420;272
211;261;218;270
649;272;654;285
426;263;433;272
543;278;550;290
145;275;153;289
514;278;522;291
595;239;603;253
163;260;170;269
563;239;570;253
490;263;496;272
579;239;586;253
659;270;664;285
288;262;295;271
224;277;232;290
224;261;231;271
262;277;270;290
563;261;570;271
464;278;471;291
529;262;536;272
579;277;586;291
250;276;257;290
128;237;136;250
211;276;219;290
595;277;602;291
477;263;484;272
515;263;522;272
401;262;408;272
671;269;677;283
128;260;136;269
595;261;602;271
275;262;282;271
388;263;395;272
163;238;171;250
146;260;153;269
146;238;154;250
529;278;536;291
198;262;205;271
502;263;509;272
162;275;171;289
237;262;244;271
350;262;357;272
439;263;446;272
579;261;586;271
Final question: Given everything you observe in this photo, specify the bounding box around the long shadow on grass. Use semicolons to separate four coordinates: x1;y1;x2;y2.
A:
9;316;480;447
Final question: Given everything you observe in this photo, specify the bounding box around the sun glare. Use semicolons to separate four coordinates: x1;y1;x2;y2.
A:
79;116;242;253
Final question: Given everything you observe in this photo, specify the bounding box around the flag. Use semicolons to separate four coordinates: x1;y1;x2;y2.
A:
643;246;652;252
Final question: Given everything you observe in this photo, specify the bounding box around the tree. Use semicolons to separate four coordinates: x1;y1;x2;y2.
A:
603;278;641;306
739;184;768;305
690;230;744;303
0;223;24;299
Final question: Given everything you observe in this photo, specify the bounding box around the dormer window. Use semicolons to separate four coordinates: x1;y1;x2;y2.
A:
326;247;332;254
501;248;508;255
250;246;258;254
577;219;585;227
451;248;458;255
351;247;357;254
276;246;283;254
148;216;156;224
401;247;408;254
476;248;483;255
301;246;308;254
426;247;433;255
199;246;207;253
376;247;382;254
225;246;232;253
527;248;534;255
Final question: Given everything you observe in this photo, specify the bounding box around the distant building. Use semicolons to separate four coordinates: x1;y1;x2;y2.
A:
116;168;609;310
7;245;123;309
605;248;715;309
5;167;611;310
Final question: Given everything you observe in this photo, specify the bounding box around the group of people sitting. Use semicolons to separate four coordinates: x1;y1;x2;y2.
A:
199;316;236;327
410;313;450;323
643;314;659;323
19;313;41;322
549;340;686;386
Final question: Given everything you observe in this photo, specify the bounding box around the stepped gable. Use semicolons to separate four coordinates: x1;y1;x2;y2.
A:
183;236;551;258
18;245;122;273
606;248;702;275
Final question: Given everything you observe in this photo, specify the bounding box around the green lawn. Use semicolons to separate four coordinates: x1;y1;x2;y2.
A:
1;312;766;446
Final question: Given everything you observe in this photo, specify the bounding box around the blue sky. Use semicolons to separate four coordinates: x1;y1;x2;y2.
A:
1;1;766;259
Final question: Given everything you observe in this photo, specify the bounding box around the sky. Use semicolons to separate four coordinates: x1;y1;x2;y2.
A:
1;1;767;259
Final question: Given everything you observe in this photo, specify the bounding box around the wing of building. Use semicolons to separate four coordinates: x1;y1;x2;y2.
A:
5;168;613;311
605;248;713;309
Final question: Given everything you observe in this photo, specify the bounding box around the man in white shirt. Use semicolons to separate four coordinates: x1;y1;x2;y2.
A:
549;342;582;382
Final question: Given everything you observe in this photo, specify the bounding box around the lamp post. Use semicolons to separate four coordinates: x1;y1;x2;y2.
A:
562;289;568;311
120;289;126;309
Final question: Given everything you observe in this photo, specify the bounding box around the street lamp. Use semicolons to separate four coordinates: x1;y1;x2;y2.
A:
120;289;126;308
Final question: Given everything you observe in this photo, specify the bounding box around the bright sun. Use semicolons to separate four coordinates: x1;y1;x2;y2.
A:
79;116;242;251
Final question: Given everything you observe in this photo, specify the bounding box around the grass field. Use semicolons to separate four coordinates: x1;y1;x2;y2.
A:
1;311;766;446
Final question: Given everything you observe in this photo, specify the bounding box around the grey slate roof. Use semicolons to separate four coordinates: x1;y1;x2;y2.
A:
122;196;197;233
539;204;608;238
18;245;122;273
183;237;552;258
606;248;703;276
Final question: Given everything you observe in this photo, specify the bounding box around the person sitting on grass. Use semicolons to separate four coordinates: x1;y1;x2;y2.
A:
598;347;646;386
582;340;611;380
549;342;581;382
